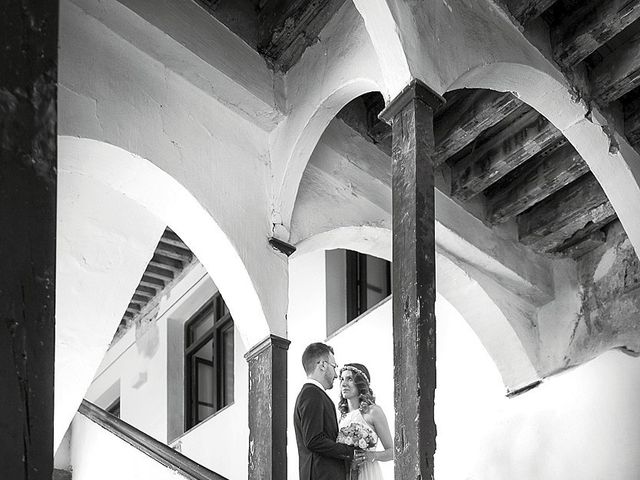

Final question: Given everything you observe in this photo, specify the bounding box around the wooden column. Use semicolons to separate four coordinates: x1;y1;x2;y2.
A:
0;1;59;478
379;80;445;480
245;334;291;480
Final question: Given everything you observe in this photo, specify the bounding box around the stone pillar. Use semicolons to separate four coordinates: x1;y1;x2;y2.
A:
245;334;291;479
379;80;445;480
0;1;59;479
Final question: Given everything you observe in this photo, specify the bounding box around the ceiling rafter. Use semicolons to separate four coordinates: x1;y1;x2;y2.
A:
505;0;559;25
517;173;617;252
450;108;563;201
591;31;640;104
551;0;640;68
486;142;589;224
114;228;196;340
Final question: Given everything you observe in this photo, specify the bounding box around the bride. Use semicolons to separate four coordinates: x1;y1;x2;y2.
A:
338;363;393;479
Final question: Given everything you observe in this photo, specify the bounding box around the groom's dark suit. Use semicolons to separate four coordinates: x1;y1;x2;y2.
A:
294;382;354;480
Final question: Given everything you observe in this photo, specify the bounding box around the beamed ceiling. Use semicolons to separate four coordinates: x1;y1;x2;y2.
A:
115;228;195;339
184;0;640;256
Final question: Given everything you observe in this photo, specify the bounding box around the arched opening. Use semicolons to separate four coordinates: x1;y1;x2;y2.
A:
446;63;640;258
286;225;540;478
56;137;270;450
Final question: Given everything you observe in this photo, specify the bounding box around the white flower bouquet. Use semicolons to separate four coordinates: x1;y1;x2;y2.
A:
337;422;378;449
337;422;378;480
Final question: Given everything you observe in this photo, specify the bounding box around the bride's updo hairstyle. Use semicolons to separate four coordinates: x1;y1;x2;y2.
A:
338;362;376;416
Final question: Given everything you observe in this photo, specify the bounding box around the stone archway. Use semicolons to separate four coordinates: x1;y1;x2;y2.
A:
56;136;271;448
268;2;385;237
293;225;539;392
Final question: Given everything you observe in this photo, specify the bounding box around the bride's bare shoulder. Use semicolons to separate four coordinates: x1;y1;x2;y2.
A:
366;404;386;421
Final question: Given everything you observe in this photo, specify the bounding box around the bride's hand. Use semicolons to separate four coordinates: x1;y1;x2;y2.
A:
352;450;365;468
363;451;377;463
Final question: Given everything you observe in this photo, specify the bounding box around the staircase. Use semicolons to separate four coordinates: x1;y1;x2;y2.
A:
77;400;228;480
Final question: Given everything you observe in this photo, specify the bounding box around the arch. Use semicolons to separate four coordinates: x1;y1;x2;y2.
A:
447;62;640;259
274;79;382;237
56;136;270;447
59;136;270;346
293;225;540;392
269;1;385;237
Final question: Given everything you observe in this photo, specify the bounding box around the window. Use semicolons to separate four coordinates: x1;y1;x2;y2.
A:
346;250;391;323
185;293;234;430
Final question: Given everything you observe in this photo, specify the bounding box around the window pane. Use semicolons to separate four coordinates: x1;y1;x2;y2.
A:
195;340;214;422
365;254;390;309
188;306;214;345
198;404;214;423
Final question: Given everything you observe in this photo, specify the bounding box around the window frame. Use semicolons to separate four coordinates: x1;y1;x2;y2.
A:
346;250;391;323
184;292;233;430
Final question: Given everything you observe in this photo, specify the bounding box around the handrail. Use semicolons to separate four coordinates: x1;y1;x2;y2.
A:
78;399;228;480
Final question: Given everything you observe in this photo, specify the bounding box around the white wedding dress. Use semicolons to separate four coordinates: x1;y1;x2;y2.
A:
339;409;385;480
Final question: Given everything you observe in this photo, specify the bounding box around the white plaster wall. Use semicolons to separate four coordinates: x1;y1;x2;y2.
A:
86;319;169;442
82;266;248;479
71;414;188;480
59;0;288;339
56;169;166;447
288;249;640;480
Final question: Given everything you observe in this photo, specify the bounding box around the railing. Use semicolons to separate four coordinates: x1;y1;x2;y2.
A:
78;400;228;480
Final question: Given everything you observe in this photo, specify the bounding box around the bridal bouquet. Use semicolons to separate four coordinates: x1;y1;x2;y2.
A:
338;423;377;480
337;422;378;450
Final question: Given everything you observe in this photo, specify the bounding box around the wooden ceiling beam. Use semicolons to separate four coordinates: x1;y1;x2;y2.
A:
257;0;346;72
552;0;640;67
129;297;147;308
150;254;183;271
518;173;617;252
487;142;589;223
451;109;562;201
160;229;189;250
559;230;607;259
625;95;640;148
506;0;559;25
553;221;609;257
434;90;521;165
144;264;175;281
154;246;193;269
155;241;193;262
136;284;158;296
591;32;640;104
133;288;155;299
337;89;523;169
132;293;150;303
140;275;165;289
127;303;141;313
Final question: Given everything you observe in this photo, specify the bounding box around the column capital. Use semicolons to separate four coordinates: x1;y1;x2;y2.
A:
379;79;445;124
244;334;291;361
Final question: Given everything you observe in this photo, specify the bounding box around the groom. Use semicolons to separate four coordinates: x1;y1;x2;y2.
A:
294;342;363;479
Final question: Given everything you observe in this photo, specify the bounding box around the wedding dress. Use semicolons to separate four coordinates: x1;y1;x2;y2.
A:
339;409;385;480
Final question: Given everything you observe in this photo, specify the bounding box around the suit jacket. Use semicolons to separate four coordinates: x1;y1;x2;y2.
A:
294;383;354;480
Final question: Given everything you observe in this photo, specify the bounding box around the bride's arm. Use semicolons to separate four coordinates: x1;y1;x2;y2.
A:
364;405;393;463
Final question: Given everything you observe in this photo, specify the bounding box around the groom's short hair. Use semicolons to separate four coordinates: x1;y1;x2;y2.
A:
302;342;334;375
